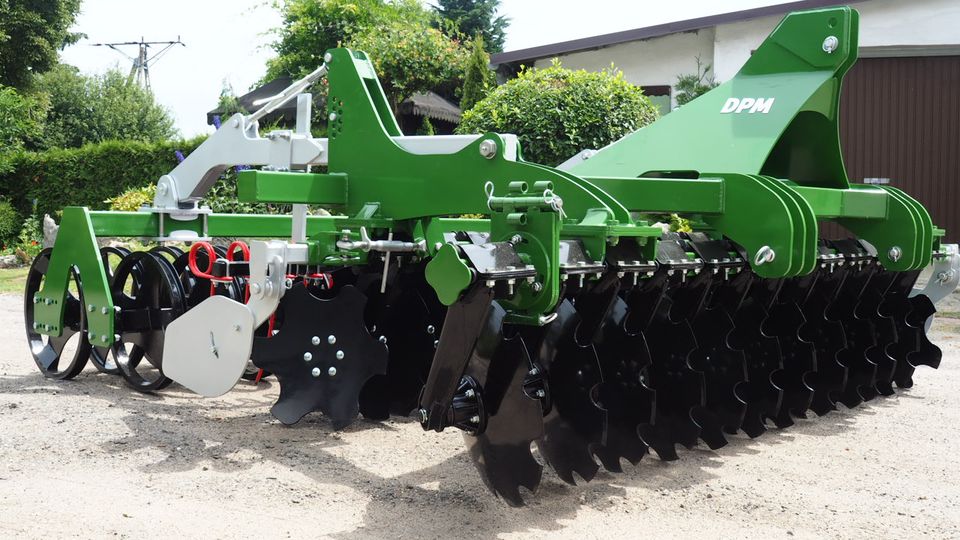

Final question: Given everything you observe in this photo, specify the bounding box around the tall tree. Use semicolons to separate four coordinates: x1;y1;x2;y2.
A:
264;0;468;114
264;0;432;81
433;0;509;53
35;64;176;149
460;34;493;111
0;0;83;89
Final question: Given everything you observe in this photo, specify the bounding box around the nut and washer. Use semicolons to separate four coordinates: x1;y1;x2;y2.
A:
303;352;313;362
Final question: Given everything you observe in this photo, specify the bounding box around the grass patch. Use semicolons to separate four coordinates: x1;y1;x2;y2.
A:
0;266;28;296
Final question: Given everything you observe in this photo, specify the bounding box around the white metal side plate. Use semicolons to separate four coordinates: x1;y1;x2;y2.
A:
162;295;256;397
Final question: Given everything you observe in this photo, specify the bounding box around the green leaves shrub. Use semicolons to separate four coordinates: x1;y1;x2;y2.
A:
458;60;659;166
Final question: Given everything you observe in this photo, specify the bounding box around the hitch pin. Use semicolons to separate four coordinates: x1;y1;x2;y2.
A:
380;231;393;294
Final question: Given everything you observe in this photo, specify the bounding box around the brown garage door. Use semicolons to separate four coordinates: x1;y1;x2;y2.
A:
839;55;960;243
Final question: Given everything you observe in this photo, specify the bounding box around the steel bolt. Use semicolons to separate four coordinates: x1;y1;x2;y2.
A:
509;234;522;245
303;352;313;362
87;304;95;312
426;325;435;335
470;415;481;424
529;367;539;376
327;335;336;344
329;112;338;122
531;282;543;293
32;322;39;330
888;246;902;262
336;350;345;360
311;367;321;377
311;336;321;346
379;335;388;344
101;335;109;343
233;324;241;332
418;408;429;423
433;339;439;349
328;367;337;376
101;307;109;315
478;139;497;159
464;388;475;398
536;389;546;398
822;35;839;53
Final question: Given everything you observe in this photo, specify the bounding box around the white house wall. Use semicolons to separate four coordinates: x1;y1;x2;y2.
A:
526;0;960;106
714;0;960;81
532;28;715;102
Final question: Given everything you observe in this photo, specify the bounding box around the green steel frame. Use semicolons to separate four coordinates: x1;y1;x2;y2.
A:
32;6;941;344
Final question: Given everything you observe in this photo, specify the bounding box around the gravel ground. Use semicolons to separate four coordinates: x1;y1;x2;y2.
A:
1;292;958;539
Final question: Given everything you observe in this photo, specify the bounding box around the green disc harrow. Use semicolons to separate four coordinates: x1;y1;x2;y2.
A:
23;6;959;505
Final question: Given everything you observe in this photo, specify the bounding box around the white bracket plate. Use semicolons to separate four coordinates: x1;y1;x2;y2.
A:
162;295;256;397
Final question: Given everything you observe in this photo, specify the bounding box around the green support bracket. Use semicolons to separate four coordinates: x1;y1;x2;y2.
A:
35;207;113;344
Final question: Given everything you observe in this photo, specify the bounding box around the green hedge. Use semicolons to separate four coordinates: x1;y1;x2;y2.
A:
0;137;204;220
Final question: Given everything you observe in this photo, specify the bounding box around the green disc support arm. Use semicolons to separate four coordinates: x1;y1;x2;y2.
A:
34;207;113;342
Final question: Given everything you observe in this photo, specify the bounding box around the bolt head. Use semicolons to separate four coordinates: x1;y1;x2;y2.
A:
335;350;345;360
531;282;543;293
536;389;546;398
327;335;336;344
101;335;109;343
311;367;321;377
426;325;435;335
303;352;313;362
87;304;95;312
233;324;242;332
464;388;475;398
417;408;429;423
328;367;337;376
433;339;439;349
470;415;481;424
101;307;109;315
32;322;39;330
888;246;902;262
329;112;338;122
822;35;839;53
378;335;387;344
323;52;333;63
478;139;497;159
311;336;321;346
509;234;522;245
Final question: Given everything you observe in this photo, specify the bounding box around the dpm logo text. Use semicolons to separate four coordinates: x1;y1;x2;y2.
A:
720;97;775;114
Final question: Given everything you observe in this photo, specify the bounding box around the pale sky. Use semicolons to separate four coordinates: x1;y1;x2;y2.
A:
60;0;785;138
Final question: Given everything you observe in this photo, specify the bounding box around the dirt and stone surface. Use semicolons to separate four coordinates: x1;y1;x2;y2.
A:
1;291;958;539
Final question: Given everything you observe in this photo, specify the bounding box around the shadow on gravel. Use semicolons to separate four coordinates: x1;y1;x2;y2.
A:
0;366;922;539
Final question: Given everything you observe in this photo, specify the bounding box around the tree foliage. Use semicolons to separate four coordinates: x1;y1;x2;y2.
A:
264;0;432;81
0;85;48;151
433;0;509;53
349;18;468;110
34;64;177;148
675;56;718;107
0;0;83;89
458;61;659;166
460;34;494;111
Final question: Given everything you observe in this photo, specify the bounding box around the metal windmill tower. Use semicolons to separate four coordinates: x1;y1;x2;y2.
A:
91;37;186;92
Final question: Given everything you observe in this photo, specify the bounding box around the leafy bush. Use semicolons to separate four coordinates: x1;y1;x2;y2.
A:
14;213;43;262
0;199;20;245
675;57;718;107
106;184;156;211
0;137;204;220
458;60;659;166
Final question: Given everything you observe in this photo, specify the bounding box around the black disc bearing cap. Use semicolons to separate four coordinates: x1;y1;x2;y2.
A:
252;284;388;429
